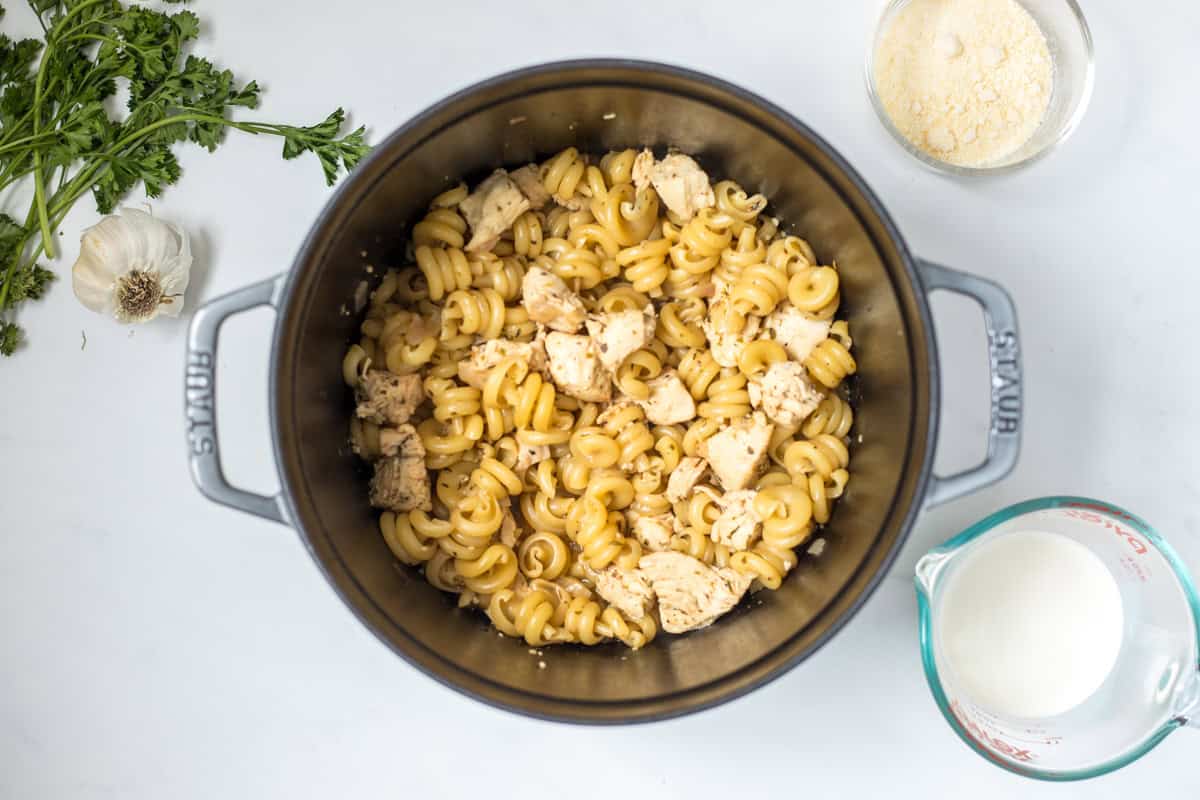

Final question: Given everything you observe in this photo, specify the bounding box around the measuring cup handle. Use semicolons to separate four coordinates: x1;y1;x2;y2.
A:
917;260;1022;508
1175;673;1200;730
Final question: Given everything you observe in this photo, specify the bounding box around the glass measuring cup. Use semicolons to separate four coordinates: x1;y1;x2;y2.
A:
915;497;1200;780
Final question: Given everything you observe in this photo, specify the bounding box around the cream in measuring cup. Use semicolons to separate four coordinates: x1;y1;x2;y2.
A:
937;530;1124;719
916;497;1200;780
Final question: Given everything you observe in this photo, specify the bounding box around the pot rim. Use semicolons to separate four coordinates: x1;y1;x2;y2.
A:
269;58;940;724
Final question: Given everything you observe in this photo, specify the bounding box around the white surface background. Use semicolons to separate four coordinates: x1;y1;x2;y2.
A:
2;1;1198;797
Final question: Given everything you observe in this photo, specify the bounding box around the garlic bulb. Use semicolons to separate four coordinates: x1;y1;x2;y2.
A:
72;208;192;323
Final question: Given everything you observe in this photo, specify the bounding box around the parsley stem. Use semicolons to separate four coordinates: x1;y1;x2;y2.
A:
31;157;55;263
0;151;33;189
0;107;36;148
44;111;302;221
0;131;61;157
29;9;57;260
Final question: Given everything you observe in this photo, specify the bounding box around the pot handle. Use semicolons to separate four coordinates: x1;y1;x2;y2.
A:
917;260;1022;508
185;274;289;524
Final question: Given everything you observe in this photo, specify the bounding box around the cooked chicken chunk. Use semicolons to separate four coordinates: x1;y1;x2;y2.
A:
585;306;657;372
457;338;547;389
710;489;762;550
701;297;762;367
630;513;675;552
378;423;422;459
638;552;752;633
666;456;709;502
369;451;431;512
749;360;824;427
509;164;551;210
764;303;831;362
522;266;587;333
631;149;715;222
587;564;656;623
458;169;530;253
349;421;375;460
632;149;654;193
700;412;774;491
514;442;551;472
636;369;696;425
355;371;425;426
544;331;612;403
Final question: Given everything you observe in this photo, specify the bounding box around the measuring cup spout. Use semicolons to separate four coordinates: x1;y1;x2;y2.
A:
914;550;955;596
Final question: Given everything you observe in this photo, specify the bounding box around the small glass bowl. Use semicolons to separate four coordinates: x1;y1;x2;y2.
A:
865;0;1095;176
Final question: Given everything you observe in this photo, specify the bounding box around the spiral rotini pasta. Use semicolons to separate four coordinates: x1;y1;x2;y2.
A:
766;235;817;275
802;392;854;439
572;493;626;569
614;238;670;296
729;262;789;321
412;206;467;250
677;348;722;400
518;530;572;581
540;237;607;290
344;147;858;649
443;288;506;339
713;180;768;235
416;245;472;301
541;147;587;207
569;426;621;469
656;299;707;349
600;403;655;467
487;585;559;645
599;148;638;185
670;525;732;567
510;211;544;258
784;434;852;525
596;284;651;313
788;265;840;319
714;224;767;287
590;181;660;247
615;349;663;400
804;319;857;388
471;253;527;301
697;367;752;420
736;339;788;380
669;208;732;275
681;416;722;457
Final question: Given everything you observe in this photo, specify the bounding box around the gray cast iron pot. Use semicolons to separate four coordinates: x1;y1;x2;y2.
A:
184;60;1023;723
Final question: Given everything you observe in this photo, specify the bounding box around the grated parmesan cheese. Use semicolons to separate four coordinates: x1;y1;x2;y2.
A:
873;0;1052;167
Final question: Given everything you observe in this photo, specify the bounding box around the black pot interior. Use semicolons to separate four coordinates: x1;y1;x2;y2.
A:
271;62;936;722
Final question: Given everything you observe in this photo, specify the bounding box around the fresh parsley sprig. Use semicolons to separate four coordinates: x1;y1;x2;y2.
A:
0;0;370;356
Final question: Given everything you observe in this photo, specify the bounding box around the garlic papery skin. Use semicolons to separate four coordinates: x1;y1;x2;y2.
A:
72;208;192;324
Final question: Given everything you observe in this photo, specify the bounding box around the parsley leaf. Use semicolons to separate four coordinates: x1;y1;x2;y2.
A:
0;320;22;356
5;262;55;303
278;109;370;185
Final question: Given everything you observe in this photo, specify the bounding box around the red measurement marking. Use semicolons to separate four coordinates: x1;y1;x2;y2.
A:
1063;505;1148;555
1065;501;1137;522
1119;554;1150;583
950;699;1037;763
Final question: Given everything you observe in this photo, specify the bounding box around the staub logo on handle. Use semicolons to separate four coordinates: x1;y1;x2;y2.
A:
990;329;1020;435
186;350;216;456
